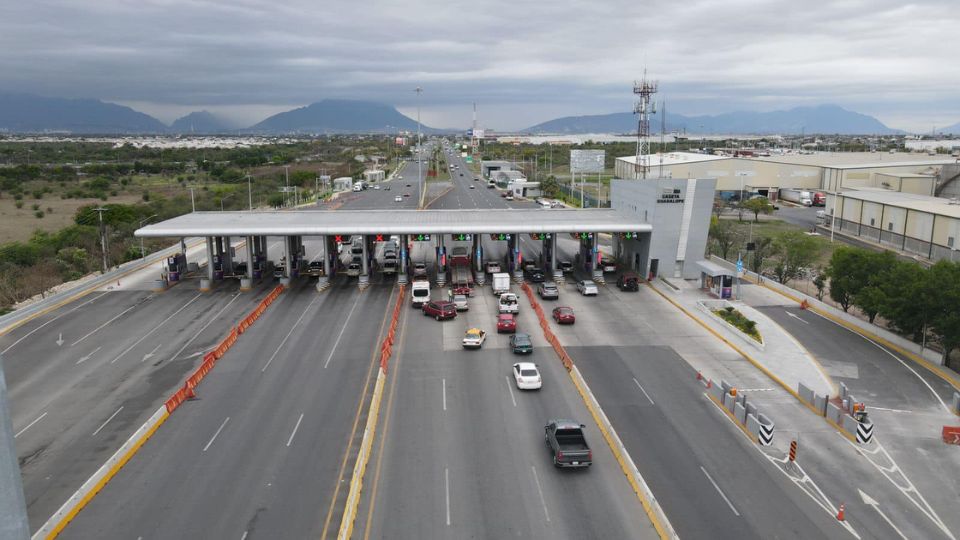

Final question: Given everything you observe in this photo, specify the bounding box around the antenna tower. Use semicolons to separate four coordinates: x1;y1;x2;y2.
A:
633;71;658;179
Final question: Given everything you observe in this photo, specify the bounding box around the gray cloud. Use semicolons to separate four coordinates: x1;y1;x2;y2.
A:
1;0;957;130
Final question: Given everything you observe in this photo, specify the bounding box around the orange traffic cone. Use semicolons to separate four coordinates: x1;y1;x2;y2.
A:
837;503;845;521
185;386;197;400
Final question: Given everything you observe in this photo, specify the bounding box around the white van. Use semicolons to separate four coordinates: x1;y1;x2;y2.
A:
411;281;431;307
538;200;552;209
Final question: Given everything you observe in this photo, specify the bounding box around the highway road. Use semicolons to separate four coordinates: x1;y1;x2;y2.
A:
60;278;396;539
2;254;275;530
355;281;657;540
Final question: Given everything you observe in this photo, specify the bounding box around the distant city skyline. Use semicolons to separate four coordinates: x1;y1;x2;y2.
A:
2;0;957;131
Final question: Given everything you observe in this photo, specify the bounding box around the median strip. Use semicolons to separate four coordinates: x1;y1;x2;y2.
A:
519;283;678;540
33;284;286;539
337;285;405;539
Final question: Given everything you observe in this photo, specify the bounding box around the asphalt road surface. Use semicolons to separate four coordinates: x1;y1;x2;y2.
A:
60;279;395;539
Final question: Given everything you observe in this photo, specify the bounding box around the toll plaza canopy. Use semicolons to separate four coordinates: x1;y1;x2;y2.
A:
135;209;652;237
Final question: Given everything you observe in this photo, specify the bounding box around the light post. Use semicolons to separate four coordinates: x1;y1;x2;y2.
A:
188;186;196;212
138;214;158;260
246;173;253;210
220;193;234;211
416;86;423;206
284;165;290;207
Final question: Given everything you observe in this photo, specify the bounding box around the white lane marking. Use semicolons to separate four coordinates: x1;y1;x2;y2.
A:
286;413;304;447
240;532;248;540
633;377;655;405
167;294;242;363
70;303;138;346
442;378;447;411
809;310;950;413
262;294;322;373
1;292;106;354
91;405;124;436
870;406;912;414
75;346;102;365
142;343;162;362
785;310;810;324
505;376;517;407
322;292;363;369
859;489;908;540
530;465;551;522
445;467;451;526
203;417;230;452
14;412;47;438
700;466;740;517
110;293;202;363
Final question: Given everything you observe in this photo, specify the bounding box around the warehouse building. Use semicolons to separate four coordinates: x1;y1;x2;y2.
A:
825;188;960;262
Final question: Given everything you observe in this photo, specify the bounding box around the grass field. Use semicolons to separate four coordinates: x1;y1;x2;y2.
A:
0;194;142;244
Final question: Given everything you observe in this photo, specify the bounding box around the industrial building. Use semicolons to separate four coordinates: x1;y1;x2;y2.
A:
825;188;960;262
615;151;958;199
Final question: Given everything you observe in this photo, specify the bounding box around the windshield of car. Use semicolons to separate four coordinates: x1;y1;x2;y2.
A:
514;335;530;345
501;296;516;304
413;289;429;297
520;369;538;377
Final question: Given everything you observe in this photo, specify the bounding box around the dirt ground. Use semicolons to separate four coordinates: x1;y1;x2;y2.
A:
0;194;142;244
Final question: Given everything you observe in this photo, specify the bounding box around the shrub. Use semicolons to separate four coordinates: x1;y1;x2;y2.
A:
15;201;23;209
714;306;762;343
31;203;40;211
34;210;44;218
33;190;44;199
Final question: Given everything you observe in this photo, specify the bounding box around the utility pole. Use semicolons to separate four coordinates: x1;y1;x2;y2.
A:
138;214;157;260
94;207;109;272
284;165;290;207
246;174;253;211
416;86;423;206
188;186;196;212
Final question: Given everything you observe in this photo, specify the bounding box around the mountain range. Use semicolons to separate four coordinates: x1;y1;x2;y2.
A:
0;91;956;136
524;105;908;135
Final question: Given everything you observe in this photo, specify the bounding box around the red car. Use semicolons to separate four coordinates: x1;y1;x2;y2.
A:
423;300;457;321
552;306;575;324
497;313;517;333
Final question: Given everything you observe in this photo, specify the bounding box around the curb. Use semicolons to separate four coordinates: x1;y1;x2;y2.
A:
520;283;677;540
33;284;286;538
337;285;405;539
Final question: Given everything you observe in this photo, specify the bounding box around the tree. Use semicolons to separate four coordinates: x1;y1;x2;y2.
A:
812;267;827;301
826;247;867;312
879;260;927;341
540;175;560;198
924;261;960;366
741;197;775;222
734;200;747;222
850;250;897;322
748;236;777;274
709;219;741;261
772;231;819;285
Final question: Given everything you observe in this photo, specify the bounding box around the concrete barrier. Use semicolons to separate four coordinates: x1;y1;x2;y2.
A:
952;392;960;416
199;278;211;292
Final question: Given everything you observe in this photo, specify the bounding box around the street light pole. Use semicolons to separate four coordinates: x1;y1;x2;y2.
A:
284;165;290;207
416;86;423;206
246;174;253;211
188;186;196;212
138;214;158;260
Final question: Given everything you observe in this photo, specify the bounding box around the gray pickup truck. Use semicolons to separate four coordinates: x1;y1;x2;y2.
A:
544;420;592;468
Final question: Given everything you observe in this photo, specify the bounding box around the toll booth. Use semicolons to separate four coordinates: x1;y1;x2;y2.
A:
166;253;186;281
211;254;224;280
697;260;734;299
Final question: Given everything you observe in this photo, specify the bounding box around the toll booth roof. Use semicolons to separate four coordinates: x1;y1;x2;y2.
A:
697;260;733;277
135;209;652;237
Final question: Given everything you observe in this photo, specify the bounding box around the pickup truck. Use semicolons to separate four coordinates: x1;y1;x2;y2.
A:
544;420;592;468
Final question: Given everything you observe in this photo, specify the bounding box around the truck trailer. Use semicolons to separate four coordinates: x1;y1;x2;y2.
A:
778;188;813;207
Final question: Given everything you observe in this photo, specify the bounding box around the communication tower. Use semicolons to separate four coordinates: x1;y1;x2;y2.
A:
633;71;658;179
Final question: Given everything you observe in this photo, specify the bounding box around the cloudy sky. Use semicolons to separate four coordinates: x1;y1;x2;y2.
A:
2;0;958;131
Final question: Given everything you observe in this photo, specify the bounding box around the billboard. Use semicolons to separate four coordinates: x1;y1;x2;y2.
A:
570;150;605;173
395;137;407;146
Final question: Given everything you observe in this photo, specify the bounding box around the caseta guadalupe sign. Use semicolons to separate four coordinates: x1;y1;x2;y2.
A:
657;188;684;204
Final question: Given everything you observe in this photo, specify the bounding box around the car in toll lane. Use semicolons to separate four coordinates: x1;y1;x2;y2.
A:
512;362;542;390
576;279;599;296
552;306;575;325
558;260;573;274
510;332;533;354
600;257;617;273
524;267;546;283
617;272;641;292
412;262;428;279
485;261;501;274
423;300;457;321
537;282;559;300
451;293;469;311
496;313;517;333
498;292;519;314
462;328;487;349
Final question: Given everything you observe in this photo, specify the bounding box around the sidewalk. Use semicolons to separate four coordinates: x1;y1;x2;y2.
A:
649;278;835;398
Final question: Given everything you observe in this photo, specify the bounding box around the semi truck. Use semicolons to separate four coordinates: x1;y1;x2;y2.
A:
778;188;813;207
448;246;474;294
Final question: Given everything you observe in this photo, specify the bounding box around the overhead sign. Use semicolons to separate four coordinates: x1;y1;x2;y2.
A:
618;232;642;239
529;233;552;240
489;233;512;241
570;149;605;173
410;234;432;241
451;233;473;241
571;232;594;240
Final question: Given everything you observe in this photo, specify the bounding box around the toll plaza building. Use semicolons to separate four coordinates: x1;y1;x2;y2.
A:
136;178;716;291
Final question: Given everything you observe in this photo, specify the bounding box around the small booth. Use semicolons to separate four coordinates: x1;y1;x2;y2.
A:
697;260;734;299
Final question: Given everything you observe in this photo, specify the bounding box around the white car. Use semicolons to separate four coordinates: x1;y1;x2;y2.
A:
374;185;381;190
577;280;599;296
513;362;542;390
498;292;519;314
462;328;486;349
394;196;402;203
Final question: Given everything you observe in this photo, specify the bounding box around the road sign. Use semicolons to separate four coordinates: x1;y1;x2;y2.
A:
451;233;473;241
411;234;432;242
571;232;594;240
736;256;744;274
619;232;641;240
489;233;512;241
529;233;552;240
